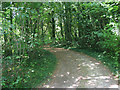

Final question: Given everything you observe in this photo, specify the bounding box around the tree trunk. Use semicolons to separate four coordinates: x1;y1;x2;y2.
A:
33;20;37;42
41;21;44;43
8;4;13;56
25;17;29;43
64;2;72;42
2;6;8;56
77;2;81;38
60;15;64;38
51;11;55;40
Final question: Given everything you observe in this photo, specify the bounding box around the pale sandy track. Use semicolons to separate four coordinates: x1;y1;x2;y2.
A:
37;46;118;88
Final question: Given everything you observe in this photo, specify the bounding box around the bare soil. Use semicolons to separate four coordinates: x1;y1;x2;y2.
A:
37;46;118;88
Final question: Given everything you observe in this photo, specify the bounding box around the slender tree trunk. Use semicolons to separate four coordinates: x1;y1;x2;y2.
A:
8;4;13;56
74;28;77;41
25;17;29;43
51;11;55;40
77;2;81;38
2;7;8;57
33;20;37;42
64;2;72;42
37;18;40;39
68;2;72;39
41;21;44;43
60;16;63;38
30;17;32;39
63;11;67;41
10;6;12;43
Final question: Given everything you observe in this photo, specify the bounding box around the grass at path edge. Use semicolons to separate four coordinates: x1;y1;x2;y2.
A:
2;48;57;88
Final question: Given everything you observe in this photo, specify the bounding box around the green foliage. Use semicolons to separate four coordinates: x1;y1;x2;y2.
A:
2;48;57;88
1;2;119;87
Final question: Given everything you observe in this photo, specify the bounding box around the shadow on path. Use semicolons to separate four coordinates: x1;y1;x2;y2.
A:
37;46;118;88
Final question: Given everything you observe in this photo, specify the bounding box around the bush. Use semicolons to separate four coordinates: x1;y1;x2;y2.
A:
2;47;57;88
75;24;119;75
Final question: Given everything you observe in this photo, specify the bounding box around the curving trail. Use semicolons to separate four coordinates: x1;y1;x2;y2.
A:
37;46;118;88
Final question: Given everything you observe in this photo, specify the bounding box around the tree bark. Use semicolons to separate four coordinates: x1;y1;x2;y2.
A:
64;2;72;42
51;11;55;40
41;21;44;43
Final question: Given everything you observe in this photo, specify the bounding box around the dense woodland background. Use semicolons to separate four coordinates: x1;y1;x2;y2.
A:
1;2;120;88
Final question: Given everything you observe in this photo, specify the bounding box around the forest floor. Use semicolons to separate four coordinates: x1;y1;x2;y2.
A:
37;45;118;88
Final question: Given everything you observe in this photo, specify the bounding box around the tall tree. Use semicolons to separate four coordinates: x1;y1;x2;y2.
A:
51;11;55;40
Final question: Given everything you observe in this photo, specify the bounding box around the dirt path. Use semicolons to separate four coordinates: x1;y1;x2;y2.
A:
37;46;118;88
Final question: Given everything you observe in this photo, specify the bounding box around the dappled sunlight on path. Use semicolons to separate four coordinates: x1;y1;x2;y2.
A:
37;46;118;88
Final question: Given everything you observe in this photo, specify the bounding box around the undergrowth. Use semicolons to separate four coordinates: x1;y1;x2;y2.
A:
2;48;57;88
